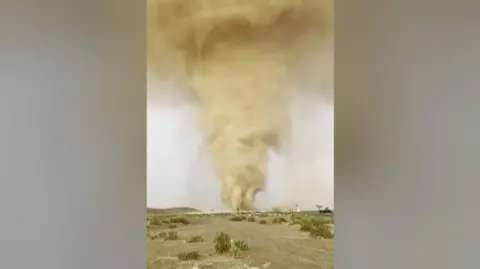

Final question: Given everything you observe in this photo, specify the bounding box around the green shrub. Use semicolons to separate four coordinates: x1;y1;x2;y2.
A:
234;240;249;251
290;219;303;225
214;232;231;254
300;223;314;232
165;231;179;240
178;251;201;261
213;232;250;258
291;215;335;239
310;218;330;227
168;224;177;229
228;240;249;258
147;231;167;240
170;217;191;225
187;235;204;243
229;247;240;258
259;220;268;225
272;217;287;224
229;216;246;222
247;216;256;222
309;224;334;239
149;217;163;226
147;234;155;240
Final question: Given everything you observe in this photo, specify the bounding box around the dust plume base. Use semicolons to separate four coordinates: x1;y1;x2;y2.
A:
192;46;289;210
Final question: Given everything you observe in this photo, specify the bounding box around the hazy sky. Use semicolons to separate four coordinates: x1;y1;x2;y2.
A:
147;74;334;211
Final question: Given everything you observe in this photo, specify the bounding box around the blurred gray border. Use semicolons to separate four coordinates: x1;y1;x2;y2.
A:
1;0;480;269
0;0;145;268
336;0;479;268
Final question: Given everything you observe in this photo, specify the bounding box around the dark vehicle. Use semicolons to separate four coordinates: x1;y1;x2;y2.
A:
318;207;332;214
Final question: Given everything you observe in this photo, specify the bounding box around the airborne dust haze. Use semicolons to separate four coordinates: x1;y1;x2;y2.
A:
147;0;334;211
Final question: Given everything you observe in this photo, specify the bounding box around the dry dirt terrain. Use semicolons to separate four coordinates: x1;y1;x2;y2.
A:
147;209;334;269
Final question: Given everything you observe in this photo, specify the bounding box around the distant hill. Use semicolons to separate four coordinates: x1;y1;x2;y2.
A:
147;207;201;214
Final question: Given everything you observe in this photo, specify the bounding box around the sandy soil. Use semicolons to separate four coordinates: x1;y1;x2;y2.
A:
147;211;334;269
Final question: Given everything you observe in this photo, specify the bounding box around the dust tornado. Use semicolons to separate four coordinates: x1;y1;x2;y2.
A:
147;0;334;210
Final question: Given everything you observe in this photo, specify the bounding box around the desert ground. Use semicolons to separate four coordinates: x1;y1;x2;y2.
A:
147;208;334;269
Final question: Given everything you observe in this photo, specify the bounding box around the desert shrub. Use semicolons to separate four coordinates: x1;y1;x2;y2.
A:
310;218;330;227
165;231;179;240
247;216;256;222
293;216;334;239
168;224;177;229
147;231;167;240
229;216;246;222
170;217;191;225
289;214;304;225
214;232;231;254
309;226;334;239
187;235;204;243
234;240;249;251
300;222;314;232
308;222;334;239
258;220;268;225
229;247;241;258
290;220;301;225
149;217;163;226
227;240;249;258
178;251;201;261
292;215;326;227
213;232;250;258
272;217;287;224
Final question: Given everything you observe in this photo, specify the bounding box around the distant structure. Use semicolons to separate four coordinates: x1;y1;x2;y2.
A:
295;204;300;212
317;205;332;214
316;205;332;214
